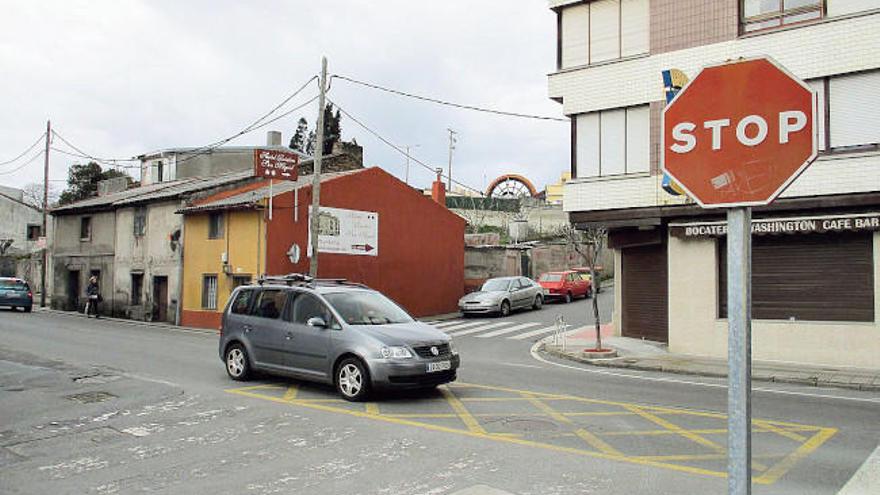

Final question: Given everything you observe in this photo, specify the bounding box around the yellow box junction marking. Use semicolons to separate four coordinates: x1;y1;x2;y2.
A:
226;381;836;484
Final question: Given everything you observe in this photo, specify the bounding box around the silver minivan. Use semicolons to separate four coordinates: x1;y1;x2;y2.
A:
219;276;460;401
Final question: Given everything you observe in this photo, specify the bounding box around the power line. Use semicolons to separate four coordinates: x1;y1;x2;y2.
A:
0;132;47;167
331;74;568;123
50;146;141;169
0;149;44;175
327;97;484;196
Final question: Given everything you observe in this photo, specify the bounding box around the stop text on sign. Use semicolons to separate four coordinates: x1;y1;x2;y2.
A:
670;110;808;153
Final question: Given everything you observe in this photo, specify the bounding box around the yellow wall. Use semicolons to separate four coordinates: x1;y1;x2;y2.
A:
182;210;265;314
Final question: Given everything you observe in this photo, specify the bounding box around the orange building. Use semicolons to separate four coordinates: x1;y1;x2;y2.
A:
178;168;465;329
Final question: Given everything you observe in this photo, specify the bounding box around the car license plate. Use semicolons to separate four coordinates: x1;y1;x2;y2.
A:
426;361;451;373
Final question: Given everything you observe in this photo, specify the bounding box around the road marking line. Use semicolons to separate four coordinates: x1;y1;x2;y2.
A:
439;320;497;332
754;427;838;485
446;321;512;336
432;320;469;329
836;444;880;495
508;325;559;340
624;405;726;453
754;420;807;442
365;403;380;415
523;393;623;457
282;385;299;401
441;388;488;435
448;322;516;337
225;385;830;483
476;322;542;338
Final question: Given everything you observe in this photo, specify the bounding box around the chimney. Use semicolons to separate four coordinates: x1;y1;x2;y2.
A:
431;168;446;207
266;131;282;146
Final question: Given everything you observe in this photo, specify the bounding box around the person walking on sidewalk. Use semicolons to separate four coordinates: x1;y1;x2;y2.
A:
84;276;101;318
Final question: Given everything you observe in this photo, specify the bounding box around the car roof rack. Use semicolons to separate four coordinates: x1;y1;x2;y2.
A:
257;273;313;286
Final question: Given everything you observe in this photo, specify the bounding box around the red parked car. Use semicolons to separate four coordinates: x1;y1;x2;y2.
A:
538;271;591;303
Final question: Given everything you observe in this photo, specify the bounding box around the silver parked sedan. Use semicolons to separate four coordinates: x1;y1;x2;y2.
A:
458;276;544;317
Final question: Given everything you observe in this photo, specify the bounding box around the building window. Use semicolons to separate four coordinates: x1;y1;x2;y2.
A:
719;232;874;322
232;275;252;289
826;0;880;17
202;274;218;310
557;0;648;70
80;217;92;241
156;161;164;183
574;105;650;178
208;212;224;240
131;273;144;305
133;207;147;237
26;224;41;241
741;0;823;33
828;70;880;150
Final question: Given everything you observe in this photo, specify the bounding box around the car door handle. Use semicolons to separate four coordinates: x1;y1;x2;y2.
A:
285;331;294;340
243;325;252;333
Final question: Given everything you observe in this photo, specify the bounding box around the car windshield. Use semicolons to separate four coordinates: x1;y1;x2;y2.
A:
324;291;414;326
0;280;28;290
481;279;511;292
539;274;563;282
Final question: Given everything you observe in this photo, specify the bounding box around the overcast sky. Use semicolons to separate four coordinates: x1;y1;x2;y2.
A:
0;1;567;194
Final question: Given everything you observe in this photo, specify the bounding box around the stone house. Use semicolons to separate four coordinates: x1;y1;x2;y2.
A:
0;187;44;284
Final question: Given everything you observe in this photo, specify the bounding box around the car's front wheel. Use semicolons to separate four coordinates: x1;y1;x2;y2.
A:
532;295;543;310
225;343;252;381
499;300;511;317
336;357;371;402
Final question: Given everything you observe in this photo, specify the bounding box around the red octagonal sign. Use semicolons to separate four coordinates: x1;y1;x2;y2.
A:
662;57;817;208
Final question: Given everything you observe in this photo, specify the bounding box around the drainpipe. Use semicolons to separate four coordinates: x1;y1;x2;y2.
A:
174;209;185;326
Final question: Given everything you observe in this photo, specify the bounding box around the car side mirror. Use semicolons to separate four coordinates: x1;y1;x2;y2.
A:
307;316;327;328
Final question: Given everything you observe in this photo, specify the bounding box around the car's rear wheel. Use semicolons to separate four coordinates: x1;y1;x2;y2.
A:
24;305;32;313
532;295;543;310
225;343;252;381
564;292;572;304
499;300;511;317
10;306;16;311
336;357;371;402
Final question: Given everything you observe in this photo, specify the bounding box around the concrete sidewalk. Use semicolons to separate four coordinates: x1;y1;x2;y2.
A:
542;326;880;392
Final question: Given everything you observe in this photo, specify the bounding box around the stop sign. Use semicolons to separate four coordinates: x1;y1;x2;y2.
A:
662;57;817;208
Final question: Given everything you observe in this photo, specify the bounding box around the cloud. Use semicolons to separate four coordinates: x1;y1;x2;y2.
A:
0;0;568;193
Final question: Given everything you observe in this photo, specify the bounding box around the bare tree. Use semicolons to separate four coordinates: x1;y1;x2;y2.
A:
558;223;608;351
20;183;60;210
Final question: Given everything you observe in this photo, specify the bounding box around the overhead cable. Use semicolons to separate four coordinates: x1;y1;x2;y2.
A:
327;97;484;196
331;74;568;122
0;132;47;167
0;149;44;175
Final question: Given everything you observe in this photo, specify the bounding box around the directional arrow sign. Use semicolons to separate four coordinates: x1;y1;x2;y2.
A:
308;206;379;257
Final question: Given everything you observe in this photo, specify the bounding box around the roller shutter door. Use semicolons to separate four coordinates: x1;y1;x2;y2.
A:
719;232;874;322
622;243;669;342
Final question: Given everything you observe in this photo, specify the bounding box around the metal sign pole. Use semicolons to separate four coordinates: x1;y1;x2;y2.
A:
727;206;752;495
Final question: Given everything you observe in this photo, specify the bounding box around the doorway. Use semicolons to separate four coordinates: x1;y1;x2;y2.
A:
67;270;81;311
153;276;169;322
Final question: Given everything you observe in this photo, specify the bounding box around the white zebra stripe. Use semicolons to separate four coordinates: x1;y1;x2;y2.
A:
476;322;541;338
446;321;512;336
430;320;468;328
435;320;492;332
507;325;559;340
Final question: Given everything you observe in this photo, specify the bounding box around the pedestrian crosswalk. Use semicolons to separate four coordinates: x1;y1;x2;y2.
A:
421;318;560;341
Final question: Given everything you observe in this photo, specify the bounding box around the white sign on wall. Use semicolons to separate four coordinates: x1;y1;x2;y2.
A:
308;206;378;257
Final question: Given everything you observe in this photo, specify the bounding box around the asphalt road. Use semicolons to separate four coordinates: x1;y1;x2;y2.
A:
0;292;877;495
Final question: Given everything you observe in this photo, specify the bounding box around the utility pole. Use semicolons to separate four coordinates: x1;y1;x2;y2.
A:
40;120;50;308
446;128;457;191
309;57;328;279
404;144;419;185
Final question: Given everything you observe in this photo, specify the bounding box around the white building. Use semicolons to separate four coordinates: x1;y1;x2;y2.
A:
548;0;880;368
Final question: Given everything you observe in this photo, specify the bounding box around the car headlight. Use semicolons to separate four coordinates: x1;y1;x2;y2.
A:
381;346;413;359
448;340;458;355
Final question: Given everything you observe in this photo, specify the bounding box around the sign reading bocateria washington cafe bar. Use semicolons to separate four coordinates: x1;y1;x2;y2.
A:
670;213;880;238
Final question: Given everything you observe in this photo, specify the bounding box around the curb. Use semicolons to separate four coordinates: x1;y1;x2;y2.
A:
35;308;217;335
539;343;880;393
